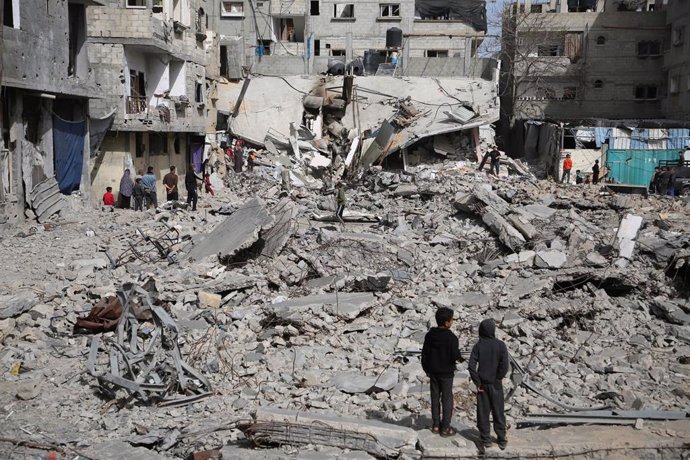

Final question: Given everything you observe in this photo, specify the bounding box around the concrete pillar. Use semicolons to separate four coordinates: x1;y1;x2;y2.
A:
40;99;54;178
525;0;533;12
11;93;25;221
559;0;568;13
549;0;558;11
345;31;353;65
81;105;91;204
464;37;472;74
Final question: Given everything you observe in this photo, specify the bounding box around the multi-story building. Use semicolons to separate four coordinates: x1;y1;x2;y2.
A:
207;0;488;78
88;0;215;200
663;0;690;120
500;0;670;129
1;0;104;221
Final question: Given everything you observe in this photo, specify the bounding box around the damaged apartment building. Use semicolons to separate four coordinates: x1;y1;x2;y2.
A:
207;0;489;78
500;0;690;184
87;0;216;198
1;0;103;223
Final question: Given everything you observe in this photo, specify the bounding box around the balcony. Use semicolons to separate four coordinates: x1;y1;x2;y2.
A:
126;96;148;115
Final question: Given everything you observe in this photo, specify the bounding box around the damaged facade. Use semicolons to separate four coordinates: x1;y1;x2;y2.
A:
87;0;215;200
1;0;104;222
500;0;690;184
210;0;489;78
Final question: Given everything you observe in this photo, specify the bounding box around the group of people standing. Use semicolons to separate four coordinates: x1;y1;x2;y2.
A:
104;165;214;212
226;140;257;173
561;153;601;185
650;166;677;196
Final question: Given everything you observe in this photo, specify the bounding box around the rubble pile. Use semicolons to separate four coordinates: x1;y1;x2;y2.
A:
1;159;689;459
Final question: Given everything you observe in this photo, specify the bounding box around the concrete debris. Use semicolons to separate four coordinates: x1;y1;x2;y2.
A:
242;408;417;457
186;198;274;262
1;152;689;459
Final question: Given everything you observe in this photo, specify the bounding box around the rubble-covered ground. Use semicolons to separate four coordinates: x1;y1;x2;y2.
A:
1;159;689;459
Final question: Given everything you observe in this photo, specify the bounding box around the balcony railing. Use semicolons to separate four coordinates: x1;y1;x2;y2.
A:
126;96;148;114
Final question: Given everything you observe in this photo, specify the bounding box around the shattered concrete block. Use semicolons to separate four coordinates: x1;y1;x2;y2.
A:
258;199;299;261
198;291;222;309
271;292;376;321
394;184;418;197
534;250;567;269
244;408;417;458
186;198;274;262
0;292;39;320
418;429;467;456
586;252;608;268
330;368;398;393
507;213;538;240
482;208;526;252
615;214;643;259
16;380;41;400
505;250;536;266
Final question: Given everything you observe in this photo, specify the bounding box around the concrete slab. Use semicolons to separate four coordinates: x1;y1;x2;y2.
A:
258;198;299;261
271;292;376;321
534;250;568;269
615;214;643;259
186;198;274;262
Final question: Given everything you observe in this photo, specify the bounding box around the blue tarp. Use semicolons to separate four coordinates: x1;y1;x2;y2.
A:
594;128;611;148
53;115;85;194
667;129;690;150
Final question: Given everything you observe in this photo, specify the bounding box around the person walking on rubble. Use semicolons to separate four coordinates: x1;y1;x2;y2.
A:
421;307;462;437
335;181;346;222
469;318;510;454
142;166;158;210
478;145;501;177
163;166;179;202
185;163;201;211
561;153;573;184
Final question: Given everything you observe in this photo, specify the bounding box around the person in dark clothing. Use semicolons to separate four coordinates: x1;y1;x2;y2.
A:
478;146;501;177
650;167;661;194
132;178;144;211
163;166;179;201
185;164;201;211
592;160;600;184
335;182;346;222
421;307;462;437
658;167;671;196
469;319;510;453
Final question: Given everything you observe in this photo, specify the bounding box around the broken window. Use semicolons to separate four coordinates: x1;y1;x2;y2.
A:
594;79;603;89
567;0;596;12
634;84;658;100
530;4;543;12
425;50;448;57
195;82;204;104
637;40;661;57
127;70;147;114
333;4;354;18
221;1;244;16
596;35;606;45
331;49;345;56
3;0;19;28
135;132;145;158
310;0;319;15
672;26;685;47
670;75;680;94
152;0;163;13
565;32;583;62
537;44;563;56
126;0;146;7
379;3;400;17
149;133;168;156
563;86;577;100
314;39;320;56
68;3;86;77
220;45;229;77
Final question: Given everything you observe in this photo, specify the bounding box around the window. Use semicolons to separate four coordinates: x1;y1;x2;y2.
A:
530;4;542;12
563;86;577;100
310;0;319;15
195;82;204;103
126;0;146;7
537;44;563;56
634;85;658;100
425;50;448;57
594;80;603;89
67;3;86;77
152;0;163;13
135;132;145;158
333;4;354;18
220;45;228;77
221;1;244;17
568;0;596;12
596;35;606;45
314;39;320;56
149;133;168;156
670;75;680;94
379;3;400;17
4;0;20;28
672;27;685;46
331;49;346;56
637;40;661;57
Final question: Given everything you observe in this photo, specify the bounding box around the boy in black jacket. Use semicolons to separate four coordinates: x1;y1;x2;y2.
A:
421;307;462;437
468;318;510;453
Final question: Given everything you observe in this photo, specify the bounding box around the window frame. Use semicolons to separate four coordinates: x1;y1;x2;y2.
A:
220;1;244;17
593;79;603;89
596;35;606;45
670;75;680;94
634;84;658;100
672;26;685;47
126;0;147;8
637;40;662;57
333;3;355;19
425;50;449;58
379;3;400;18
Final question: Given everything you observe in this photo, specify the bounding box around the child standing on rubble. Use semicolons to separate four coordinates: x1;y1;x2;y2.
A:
421;307;462;437
103;187;115;207
132;178;144;211
468;318;510;454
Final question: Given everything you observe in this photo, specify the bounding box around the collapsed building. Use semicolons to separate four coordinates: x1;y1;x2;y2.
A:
0;0;105;223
